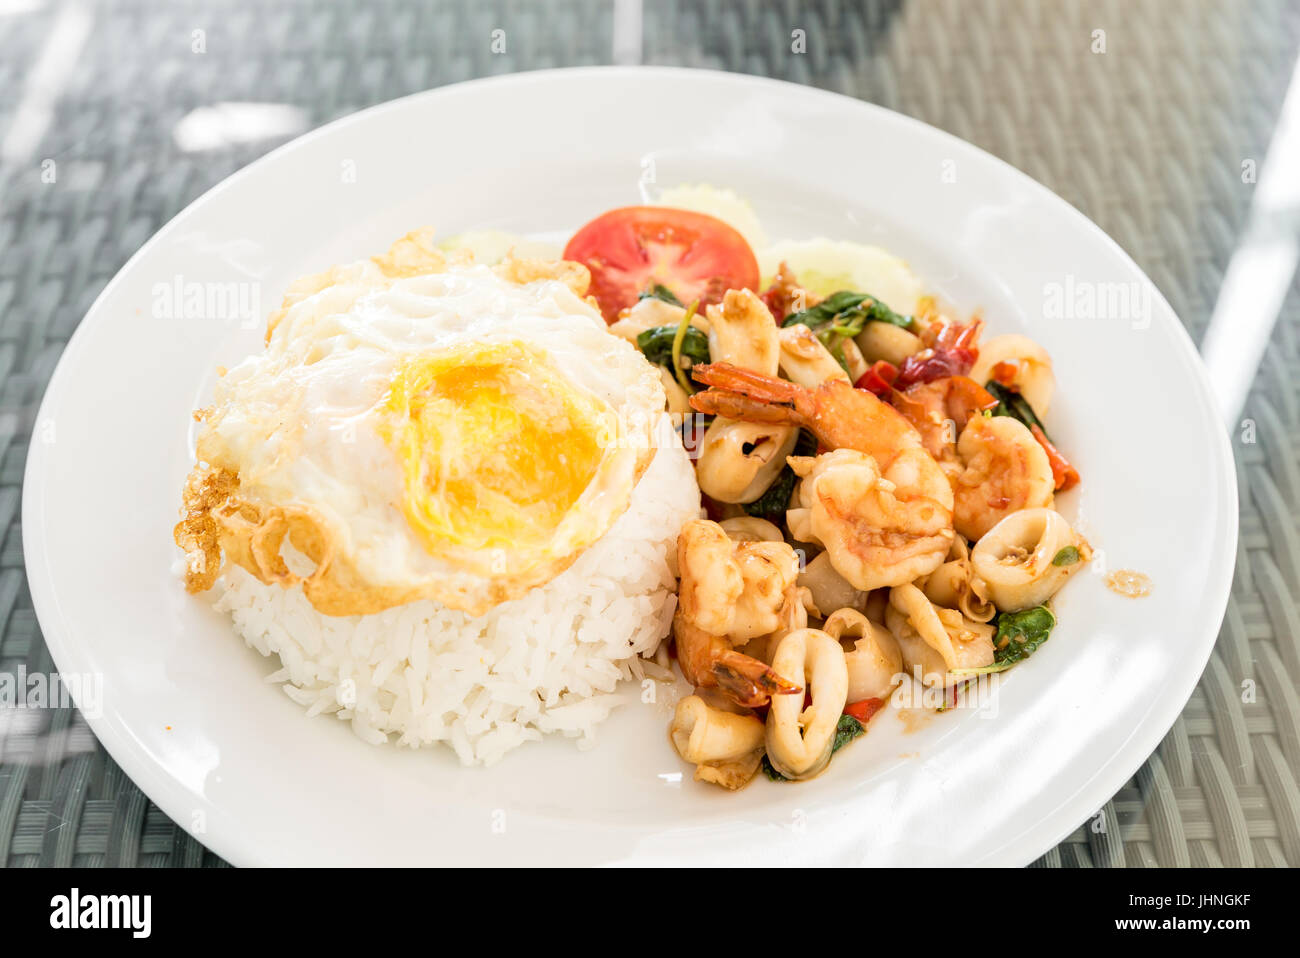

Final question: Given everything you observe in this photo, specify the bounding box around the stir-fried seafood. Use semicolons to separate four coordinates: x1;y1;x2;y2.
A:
950;415;1054;540
673;519;803;707
690;361;922;466
569;202;1096;791
786;448;954;590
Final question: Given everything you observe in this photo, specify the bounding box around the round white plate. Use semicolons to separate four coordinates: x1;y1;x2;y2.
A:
23;67;1236;866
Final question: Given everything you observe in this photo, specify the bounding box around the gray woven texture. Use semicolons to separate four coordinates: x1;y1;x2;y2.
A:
0;0;1297;867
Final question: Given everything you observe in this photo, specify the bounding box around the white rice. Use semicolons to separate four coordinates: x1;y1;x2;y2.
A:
213;427;701;766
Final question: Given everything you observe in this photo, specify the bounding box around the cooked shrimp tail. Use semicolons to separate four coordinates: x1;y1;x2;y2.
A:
688;388;809;427
713;649;803;707
674;518;807;707
691;362;922;464
691;362;809;407
673;609;801;708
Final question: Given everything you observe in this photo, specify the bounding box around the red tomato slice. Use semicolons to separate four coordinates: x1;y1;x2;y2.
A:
563;206;760;322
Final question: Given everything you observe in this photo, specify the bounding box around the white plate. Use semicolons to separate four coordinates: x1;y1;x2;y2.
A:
23;67;1236;866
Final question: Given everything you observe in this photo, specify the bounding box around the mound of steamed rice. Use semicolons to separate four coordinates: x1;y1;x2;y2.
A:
213;426;700;766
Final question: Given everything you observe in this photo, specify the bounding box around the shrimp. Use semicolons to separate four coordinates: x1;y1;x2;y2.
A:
674;519;803;707
891;376;998;463
689;362;922;467
786;448;954;590
737;583;812;667
690;363;956;588
950;415;1054;540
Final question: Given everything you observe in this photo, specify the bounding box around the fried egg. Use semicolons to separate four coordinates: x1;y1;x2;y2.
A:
176;231;666;617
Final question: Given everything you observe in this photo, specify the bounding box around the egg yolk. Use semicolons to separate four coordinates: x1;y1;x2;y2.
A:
380;341;610;556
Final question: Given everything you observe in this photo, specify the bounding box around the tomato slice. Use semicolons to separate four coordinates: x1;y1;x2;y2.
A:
563;206;760;322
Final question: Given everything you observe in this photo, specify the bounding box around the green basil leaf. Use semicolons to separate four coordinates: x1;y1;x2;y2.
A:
638;283;684;307
742;430;817;521
985;380;1051;441
761;713;865;782
782;290;914;334
760;754;790;781
1052;546;1080;566
992;605;1056;668
742;468;797;521
782;291;915;372
636;324;710;370
832;714;865;754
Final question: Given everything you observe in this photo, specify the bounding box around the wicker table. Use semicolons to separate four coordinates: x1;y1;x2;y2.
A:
1;0;1296;867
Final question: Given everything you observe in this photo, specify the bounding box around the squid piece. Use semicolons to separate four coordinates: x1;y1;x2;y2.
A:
718;516;785;543
607;296;708;346
822;608;903;703
765;628;850;781
886;583;994;687
971;507;1090;611
797;550;869;618
705;288;780;377
776;323;850;388
969;333;1055;417
917;536;996;623
695;418;799;504
670;695;767;790
854;319;923;367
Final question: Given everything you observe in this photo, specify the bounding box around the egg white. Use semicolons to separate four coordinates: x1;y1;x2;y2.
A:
195;260;666;616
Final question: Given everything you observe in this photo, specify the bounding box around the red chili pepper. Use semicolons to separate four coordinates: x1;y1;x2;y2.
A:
1030;424;1080;492
991;361;1019;386
924;317;984;352
941;683;961;711
894;346;978;388
844;697;885;724
760;285;788;322
900;318;984;388
853;360;898;397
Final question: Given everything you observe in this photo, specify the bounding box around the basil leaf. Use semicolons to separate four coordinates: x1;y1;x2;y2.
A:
1052;546;1080;566
743;468;797;521
985;380;1051;441
636;324;709;370
782;290;914;333
742;430;817;521
832;714;865;754
638;283;684;307
761;713;865;782
992;605;1056;668
782;291;915;371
